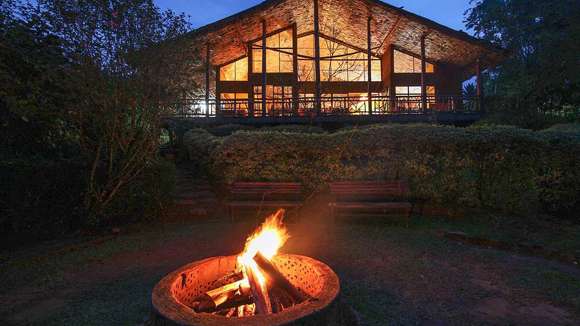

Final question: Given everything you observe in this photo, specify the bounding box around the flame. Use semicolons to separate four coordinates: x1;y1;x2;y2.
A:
238;209;289;287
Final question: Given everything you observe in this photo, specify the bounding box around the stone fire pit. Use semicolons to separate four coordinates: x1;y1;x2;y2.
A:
151;254;342;326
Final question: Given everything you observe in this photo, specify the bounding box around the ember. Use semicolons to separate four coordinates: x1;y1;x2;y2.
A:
190;209;307;317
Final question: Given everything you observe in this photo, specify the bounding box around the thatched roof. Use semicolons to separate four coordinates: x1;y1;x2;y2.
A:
187;0;507;72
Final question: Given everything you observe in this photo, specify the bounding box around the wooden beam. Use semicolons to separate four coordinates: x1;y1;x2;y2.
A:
205;43;211;118
378;15;403;52
292;23;299;115
420;35;427;111
314;0;322;115
215;65;221;116
367;16;373;115
261;20;267;117
248;42;254;117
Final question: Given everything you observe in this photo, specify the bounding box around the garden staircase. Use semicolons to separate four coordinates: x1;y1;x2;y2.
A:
165;167;219;221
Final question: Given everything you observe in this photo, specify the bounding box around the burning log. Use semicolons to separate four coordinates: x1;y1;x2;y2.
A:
253;252;307;303
245;262;272;314
192;280;251;313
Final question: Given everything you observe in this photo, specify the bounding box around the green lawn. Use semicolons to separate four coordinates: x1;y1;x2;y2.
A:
1;217;579;326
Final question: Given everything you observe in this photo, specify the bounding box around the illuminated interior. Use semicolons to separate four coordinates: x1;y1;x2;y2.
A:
252;29;294;73
394;50;435;73
220;57;249;81
297;34;382;82
253;85;294;116
220;93;249;115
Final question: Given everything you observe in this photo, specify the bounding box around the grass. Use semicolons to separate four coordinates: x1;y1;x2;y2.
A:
415;213;580;257
1;217;579;326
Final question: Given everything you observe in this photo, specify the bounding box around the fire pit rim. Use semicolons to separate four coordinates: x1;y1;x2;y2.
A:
152;254;340;326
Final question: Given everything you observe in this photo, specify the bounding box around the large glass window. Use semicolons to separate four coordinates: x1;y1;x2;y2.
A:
393;50;434;73
297;34;382;82
220;57;248;81
220;93;248;115
252;30;293;73
395;86;436;97
253;85;293;116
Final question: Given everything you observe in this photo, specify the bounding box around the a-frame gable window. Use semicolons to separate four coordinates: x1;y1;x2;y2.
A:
393;49;435;73
297;34;381;82
252;29;294;73
220;57;249;81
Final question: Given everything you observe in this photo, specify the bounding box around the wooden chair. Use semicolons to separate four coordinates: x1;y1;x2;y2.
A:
226;182;305;222
328;181;414;224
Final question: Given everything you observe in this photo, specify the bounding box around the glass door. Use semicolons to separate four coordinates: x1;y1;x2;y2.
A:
253;85;293;117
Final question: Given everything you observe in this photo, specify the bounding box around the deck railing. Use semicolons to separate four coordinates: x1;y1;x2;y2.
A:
166;95;480;120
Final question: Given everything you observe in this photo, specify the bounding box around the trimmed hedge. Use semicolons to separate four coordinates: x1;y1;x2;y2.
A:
183;129;223;175
200;124;580;218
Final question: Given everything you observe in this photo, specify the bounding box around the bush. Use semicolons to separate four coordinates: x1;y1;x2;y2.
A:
0;159;86;237
207;124;255;137
104;159;176;224
258;125;326;134
0;158;177;238
543;123;580;134
206;125;580;218
183;129;223;176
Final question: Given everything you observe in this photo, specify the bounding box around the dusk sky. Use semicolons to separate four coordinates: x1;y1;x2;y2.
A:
155;0;474;32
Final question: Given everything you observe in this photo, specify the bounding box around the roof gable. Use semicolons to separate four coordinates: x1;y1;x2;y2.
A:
188;0;505;70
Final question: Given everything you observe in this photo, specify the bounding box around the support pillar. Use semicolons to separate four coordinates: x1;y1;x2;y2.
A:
261;20;267;117
292;23;299;116
205;43;211;117
215;66;221;116
420;35;427;111
367;16;373;115
248;42;254;117
314;0;322;115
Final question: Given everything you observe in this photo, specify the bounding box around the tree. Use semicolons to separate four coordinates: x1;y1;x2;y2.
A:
0;0;73;158
27;0;194;224
465;0;580;127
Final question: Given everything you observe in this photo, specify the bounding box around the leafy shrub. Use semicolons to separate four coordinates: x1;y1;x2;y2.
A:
0;159;86;237
206;125;580;218
207;124;255;137
258;125;326;134
0;158;176;238
104;159;176;225
543;123;580;134
183;129;223;175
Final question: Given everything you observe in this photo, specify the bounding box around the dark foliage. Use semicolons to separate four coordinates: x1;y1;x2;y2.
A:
186;125;580;219
466;0;580;128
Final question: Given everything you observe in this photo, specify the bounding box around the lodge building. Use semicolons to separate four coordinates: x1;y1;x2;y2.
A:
173;0;506;124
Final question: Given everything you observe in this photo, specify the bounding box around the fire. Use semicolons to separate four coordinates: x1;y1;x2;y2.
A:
238;209;289;288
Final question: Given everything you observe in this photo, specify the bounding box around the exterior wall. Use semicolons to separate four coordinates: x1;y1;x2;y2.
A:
383;46;463;97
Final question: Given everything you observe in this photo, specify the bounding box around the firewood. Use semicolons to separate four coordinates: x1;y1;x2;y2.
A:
253;252;307;303
245;264;272;314
192;280;245;313
271;286;295;309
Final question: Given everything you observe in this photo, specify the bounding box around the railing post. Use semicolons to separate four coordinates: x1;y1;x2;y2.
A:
314;0;322;115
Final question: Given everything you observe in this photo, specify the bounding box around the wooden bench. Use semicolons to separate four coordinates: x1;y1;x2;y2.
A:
329;181;414;224
226;182;305;221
